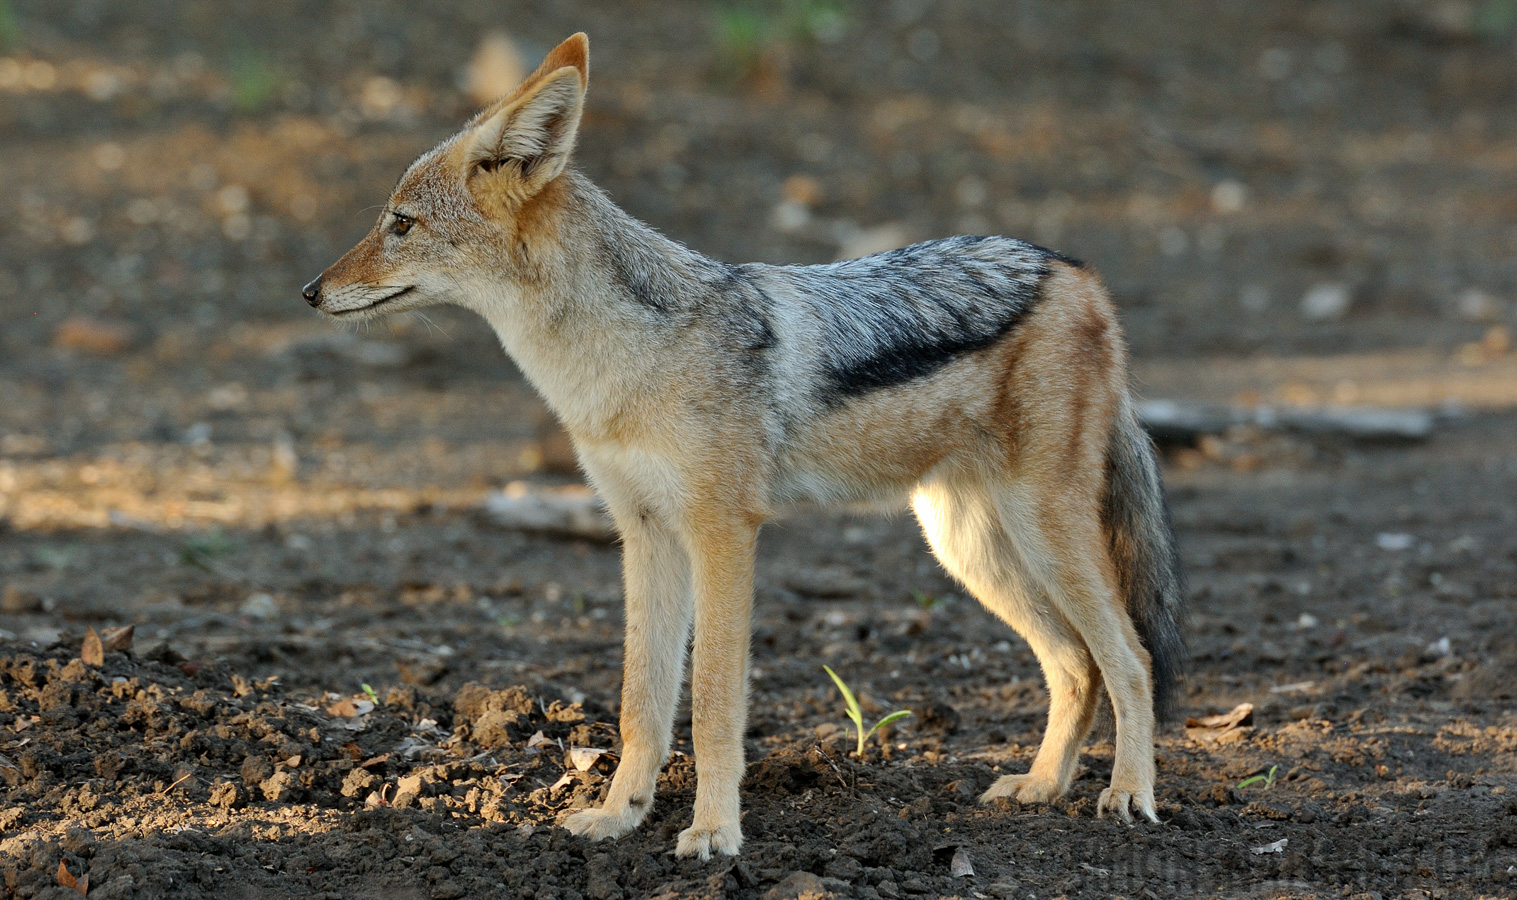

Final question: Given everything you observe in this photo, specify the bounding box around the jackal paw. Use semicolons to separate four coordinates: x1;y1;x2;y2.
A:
979;773;1066;805
563;804;645;842
1096;787;1159;824
675;821;742;860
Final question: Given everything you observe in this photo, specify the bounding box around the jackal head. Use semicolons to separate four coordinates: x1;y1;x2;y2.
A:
300;33;589;319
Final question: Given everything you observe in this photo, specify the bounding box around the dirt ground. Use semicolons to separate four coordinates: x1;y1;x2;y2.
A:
3;1;1516;898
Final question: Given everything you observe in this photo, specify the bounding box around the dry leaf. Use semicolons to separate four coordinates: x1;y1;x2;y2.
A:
101;624;135;653
950;847;975;878
1251;838;1288;855
1185;702;1254;730
56;860;88;895
1184;702;1256;743
568;747;613;772
549;772;575;792
395;737;436;758
80;629;104;667
325;697;375;718
525;731;552;751
359;753;390;769
1268;681;1314;694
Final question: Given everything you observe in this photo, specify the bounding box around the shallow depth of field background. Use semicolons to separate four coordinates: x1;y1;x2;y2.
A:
1;2;1515;899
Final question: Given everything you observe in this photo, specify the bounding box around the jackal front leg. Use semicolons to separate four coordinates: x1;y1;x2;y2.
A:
564;512;691;842
675;518;757;860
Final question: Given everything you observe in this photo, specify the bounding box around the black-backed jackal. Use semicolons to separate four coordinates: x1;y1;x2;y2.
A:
303;34;1184;860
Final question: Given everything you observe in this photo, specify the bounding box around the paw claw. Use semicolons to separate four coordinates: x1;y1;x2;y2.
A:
1096;787;1158;824
675;822;742;859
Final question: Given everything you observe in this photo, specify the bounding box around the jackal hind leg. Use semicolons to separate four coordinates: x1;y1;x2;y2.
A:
995;480;1159;824
564;510;692;842
911;478;1102;807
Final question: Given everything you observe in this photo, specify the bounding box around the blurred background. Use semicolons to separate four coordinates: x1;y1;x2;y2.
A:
1;0;1515;639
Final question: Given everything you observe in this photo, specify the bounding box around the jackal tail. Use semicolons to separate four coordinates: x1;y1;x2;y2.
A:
1103;400;1186;721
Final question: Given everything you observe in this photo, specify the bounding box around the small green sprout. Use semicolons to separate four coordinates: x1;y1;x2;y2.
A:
823;665;911;758
0;0;20;52
228;49;283;113
32;545;74;571
911;589;941;610
711;0;853;84
181;528;236;569
1475;0;1517;40
360;683;379;704
713;6;770;81
1238;765;1279;791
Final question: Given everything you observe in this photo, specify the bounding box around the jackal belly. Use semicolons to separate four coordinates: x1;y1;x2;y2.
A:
768;374;1000;508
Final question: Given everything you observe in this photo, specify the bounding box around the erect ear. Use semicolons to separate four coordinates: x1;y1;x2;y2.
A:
463;34;588;198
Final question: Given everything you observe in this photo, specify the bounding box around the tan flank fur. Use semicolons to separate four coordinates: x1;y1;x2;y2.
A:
302;33;1186;860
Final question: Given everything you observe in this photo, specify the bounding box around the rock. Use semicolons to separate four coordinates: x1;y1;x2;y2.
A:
1456;287;1502;323
483;482;614;542
1138;399;1433;445
1211;179;1247;213
240;755;274;789
259;769;297;802
239;592;278;620
209;781;244;809
762;871;833;900
1300;282;1352;321
340;768;378;798
468;709;524;749
785;566;868;599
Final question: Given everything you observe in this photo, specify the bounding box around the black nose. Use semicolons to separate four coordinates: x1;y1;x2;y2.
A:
301;276;322;307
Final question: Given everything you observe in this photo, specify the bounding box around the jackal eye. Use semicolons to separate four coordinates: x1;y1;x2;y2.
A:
390;213;415;236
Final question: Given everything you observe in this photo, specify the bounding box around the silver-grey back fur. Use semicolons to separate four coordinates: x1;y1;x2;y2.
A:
566;176;1058;411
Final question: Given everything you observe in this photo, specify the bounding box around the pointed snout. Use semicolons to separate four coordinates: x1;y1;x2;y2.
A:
301;275;322;307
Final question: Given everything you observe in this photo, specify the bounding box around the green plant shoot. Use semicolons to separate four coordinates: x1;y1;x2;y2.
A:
0;0;20;52
1238;764;1279;790
823;665;912;758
